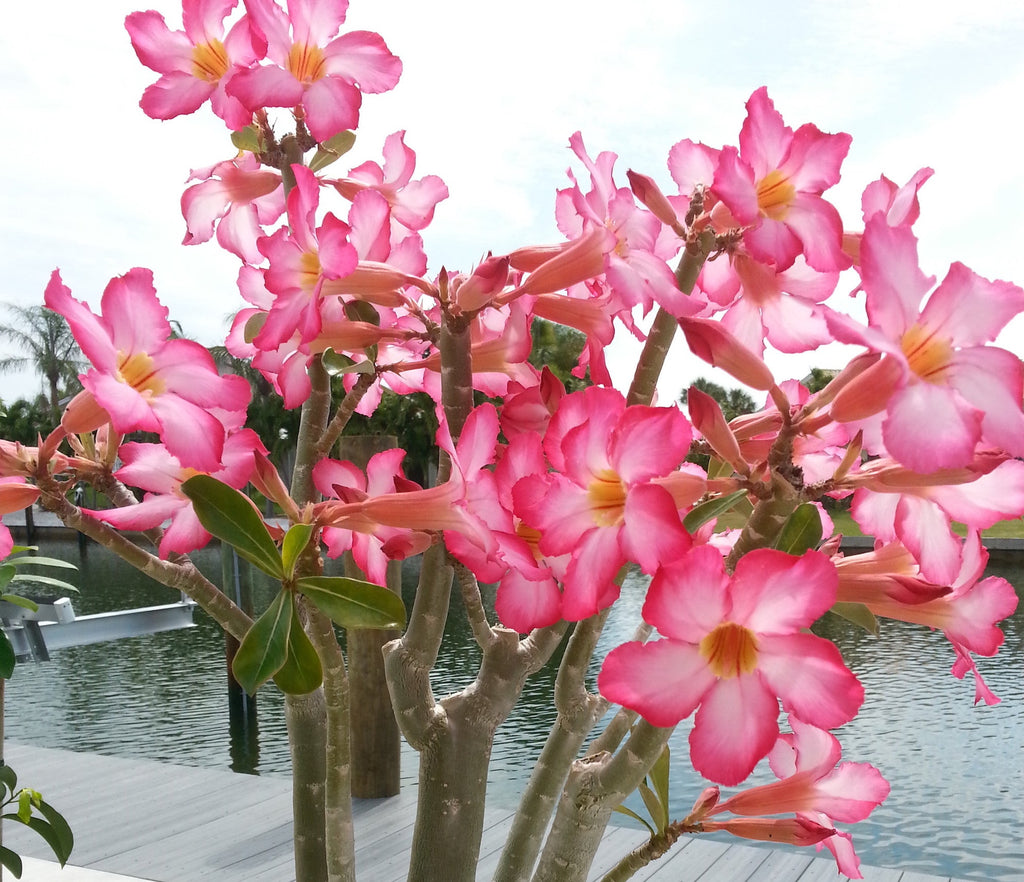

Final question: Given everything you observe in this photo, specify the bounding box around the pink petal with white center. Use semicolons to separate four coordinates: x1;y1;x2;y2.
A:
495;569;563;633
152;397;230;471
154;342;251;410
769;717;839;779
721;296;766;355
860;218;934;335
287;0;349;44
645;546;729;640
85;373;160;433
141;73;217;120
227;64;304;109
883;382;980;472
919;262;1024;346
849;490;898;542
738;88;790;176
929;460;1024;529
668;138;720;194
894;495;960;585
806;762;891;823
620;484;691;573
948;347;1024;456
691;674;781;786
43;272;117;372
712;147;759;225
561;527;624;619
758;632;863;729
323;31;402;93
126;11;194;73
90;494;185;532
776;193;848;272
609;406;690;483
183;0;235;42
598;639;714;728
761;291;831;354
781;122;850;191
159;505;213;556
729;550;837;635
303;76;363;142
216;203;267;265
391;175;448;230
943;575;1018;656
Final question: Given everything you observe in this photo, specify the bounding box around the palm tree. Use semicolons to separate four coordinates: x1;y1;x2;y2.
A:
0;304;87;421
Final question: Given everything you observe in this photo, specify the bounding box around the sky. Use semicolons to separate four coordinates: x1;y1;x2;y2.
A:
4;0;1024;407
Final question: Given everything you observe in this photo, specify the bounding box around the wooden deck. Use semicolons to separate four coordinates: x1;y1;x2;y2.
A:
1;743;976;882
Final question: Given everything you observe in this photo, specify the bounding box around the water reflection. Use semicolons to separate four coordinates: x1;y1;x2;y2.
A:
3;541;1022;880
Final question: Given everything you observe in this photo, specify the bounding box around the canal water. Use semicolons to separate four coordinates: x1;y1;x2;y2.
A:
2;538;1021;881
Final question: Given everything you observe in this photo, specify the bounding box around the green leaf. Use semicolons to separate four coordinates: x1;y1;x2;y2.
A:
296;576;406;630
243;311;267;344
0;763;18;795
0;845;23;878
11;574;79;593
230;125;263;153
37;799;74;864
830;602;879;636
773;503;824;555
343;300;380;326
181;476;284;579
0;565;14;592
612;803;655;835
0;633;16;679
321;349;375;377
682;490;750;534
308;130;356;173
0;594;37;612
637;781;665;835
231;590;292;694
281;524;313;579
272;597;323;695
649;746;671;832
5;556;76;571
16;790;31;824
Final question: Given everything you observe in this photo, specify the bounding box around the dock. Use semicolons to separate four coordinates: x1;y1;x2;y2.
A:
1;743;978;882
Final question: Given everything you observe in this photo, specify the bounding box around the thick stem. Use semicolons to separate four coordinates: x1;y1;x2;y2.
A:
285;689;329;882
290;356;332;506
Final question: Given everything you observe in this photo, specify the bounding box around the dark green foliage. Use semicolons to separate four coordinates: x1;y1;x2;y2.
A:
528;318;591;393
0;398;56;445
679;377;757;422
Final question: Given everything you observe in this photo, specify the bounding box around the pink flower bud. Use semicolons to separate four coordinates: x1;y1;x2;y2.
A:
678;318;775;390
627;169;681;228
702;816;835;846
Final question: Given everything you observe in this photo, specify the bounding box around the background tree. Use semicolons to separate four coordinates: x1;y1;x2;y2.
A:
0;304;86;421
528;318;591;392
679;376;757;421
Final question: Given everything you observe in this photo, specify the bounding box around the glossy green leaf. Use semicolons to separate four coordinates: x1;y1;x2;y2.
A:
5;816;71;866
36;801;73;865
682;489;750;534
181;475;283;579
0;763;18;794
637;782;665;834
16;790;32;824
232;590;292;694
649;746;671;832
830;602;879;636
272;598;323;695
0;633;16;679
308;130;356;172
0;565;14;591
5;556;76;571
281;524;314;579
0;845;23;878
0;595;38;612
611;803;655;835
11;574;79;593
342;299;380;326
321;349;375;376
773;503;824;555
296;576;406;630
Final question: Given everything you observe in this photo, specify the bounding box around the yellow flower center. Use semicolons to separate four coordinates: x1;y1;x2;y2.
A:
699;622;759;679
299;251;322;291
901;322;953;384
756;169;796;220
587;469;627;527
288;42;327;84
191;39;230;83
515;522;544;562
116;351;165;397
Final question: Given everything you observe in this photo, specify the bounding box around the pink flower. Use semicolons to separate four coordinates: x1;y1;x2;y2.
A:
0;477;41;559
228;0;401;143
330;131;449;231
514;387;695;620
181;154;284;264
598;545;863;785
828;217;1024;471
710;716;890;878
87;431;264;557
711;87;851;273
126;0;262;130
45;268;251;472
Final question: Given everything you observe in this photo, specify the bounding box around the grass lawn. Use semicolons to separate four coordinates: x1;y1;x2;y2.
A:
828;509;1024;540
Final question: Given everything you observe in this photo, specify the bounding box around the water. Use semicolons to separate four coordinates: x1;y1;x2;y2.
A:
3;540;1022;881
